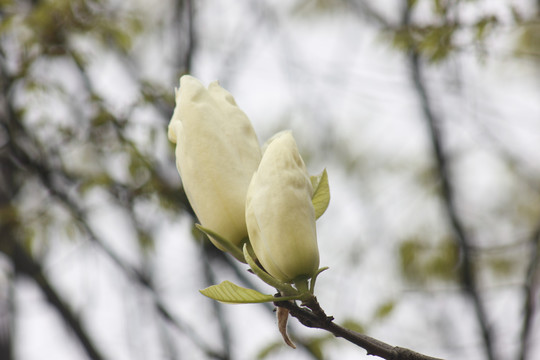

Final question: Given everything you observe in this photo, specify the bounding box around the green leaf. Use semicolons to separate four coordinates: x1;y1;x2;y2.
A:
200;281;275;303
200;281;301;304
309;266;329;293
310;169;330;219
195;224;246;263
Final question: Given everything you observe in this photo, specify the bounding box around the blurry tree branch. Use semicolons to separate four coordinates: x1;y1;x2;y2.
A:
175;0;196;75
408;51;495;360
348;0;391;27
275;298;443;360
0;274;12;360
201;243;232;360
0;124;106;360
0;14;225;359
11;131;226;359
374;1;499;358
519;223;540;360
2;93;227;359
7;239;107;360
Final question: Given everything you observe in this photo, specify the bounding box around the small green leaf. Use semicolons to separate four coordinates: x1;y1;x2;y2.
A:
309;266;329;293
195;224;246;263
310;169;330;219
200;281;301;304
200;281;275;304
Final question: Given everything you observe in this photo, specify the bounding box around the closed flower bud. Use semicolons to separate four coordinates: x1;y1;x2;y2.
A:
245;131;319;283
168;75;261;250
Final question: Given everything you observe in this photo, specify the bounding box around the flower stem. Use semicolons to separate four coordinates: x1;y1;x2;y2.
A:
293;278;309;292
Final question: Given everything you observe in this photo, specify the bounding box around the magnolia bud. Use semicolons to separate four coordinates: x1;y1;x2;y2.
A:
168;75;261;250
245;131;319;283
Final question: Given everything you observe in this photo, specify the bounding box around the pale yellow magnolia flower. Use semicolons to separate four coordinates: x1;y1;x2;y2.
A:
168;75;261;250
245;131;319;283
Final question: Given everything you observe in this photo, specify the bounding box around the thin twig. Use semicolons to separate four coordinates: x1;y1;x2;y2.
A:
274;298;444;360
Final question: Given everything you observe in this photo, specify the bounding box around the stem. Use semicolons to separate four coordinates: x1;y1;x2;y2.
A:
274;299;444;360
293;277;309;294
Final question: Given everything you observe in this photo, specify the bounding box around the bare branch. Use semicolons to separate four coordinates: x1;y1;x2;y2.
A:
275;298;444;360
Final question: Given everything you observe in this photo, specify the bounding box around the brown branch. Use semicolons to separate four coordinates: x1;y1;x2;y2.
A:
274;298;444;360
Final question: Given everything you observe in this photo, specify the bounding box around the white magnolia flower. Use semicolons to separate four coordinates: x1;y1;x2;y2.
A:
168;75;261;250
245;131;319;283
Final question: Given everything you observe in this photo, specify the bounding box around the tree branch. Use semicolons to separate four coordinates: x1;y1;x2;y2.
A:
1;88;226;359
408;52;495;360
175;0;196;75
201;243;232;360
274;298;443;360
518;222;540;360
0;269;13;360
7;240;107;360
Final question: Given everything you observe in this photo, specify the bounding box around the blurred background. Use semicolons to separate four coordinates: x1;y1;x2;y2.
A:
1;0;540;359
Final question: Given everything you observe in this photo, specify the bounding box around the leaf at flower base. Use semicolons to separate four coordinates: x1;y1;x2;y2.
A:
200;281;299;304
200;281;274;304
309;266;329;293
310;169;330;219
